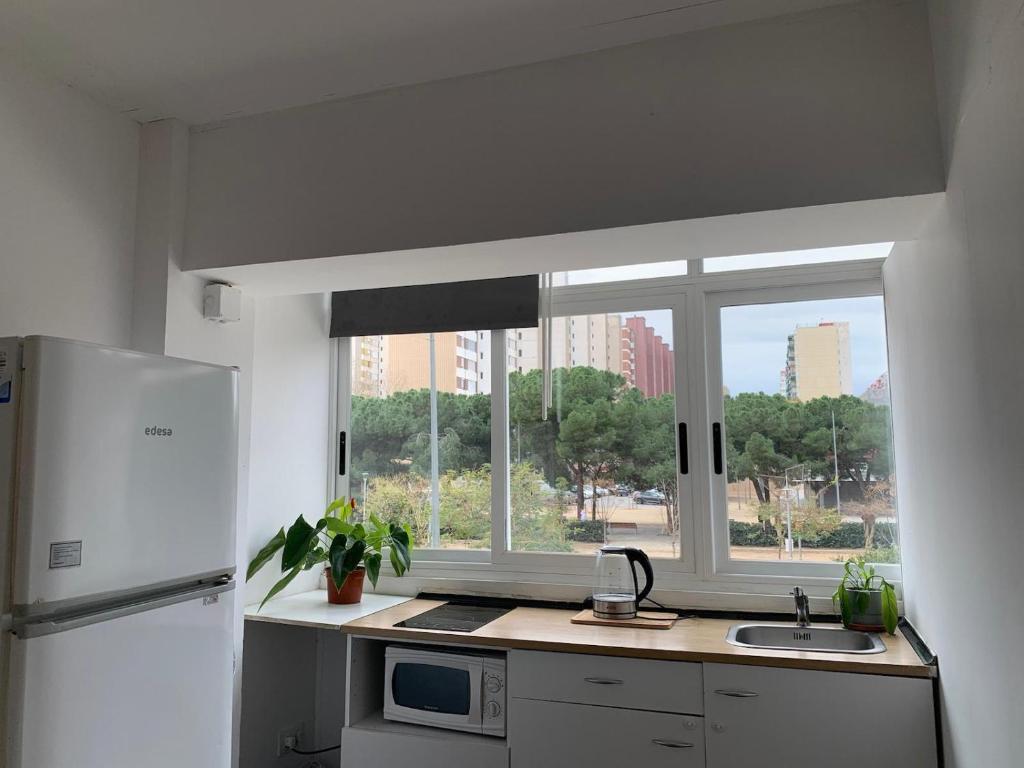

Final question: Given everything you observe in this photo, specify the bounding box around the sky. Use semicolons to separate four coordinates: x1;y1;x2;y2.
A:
563;243;893;285
720;296;888;395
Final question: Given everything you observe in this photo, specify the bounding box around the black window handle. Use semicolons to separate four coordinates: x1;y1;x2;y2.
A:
712;422;723;475
338;431;347;476
678;422;689;475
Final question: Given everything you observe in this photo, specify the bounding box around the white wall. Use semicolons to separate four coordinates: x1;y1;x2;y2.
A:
0;54;138;345
884;1;1024;765
237;293;332;768
163;266;257;768
184;0;943;271
245;293;332;603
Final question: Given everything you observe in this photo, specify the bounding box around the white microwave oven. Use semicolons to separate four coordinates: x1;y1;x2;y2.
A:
383;646;506;737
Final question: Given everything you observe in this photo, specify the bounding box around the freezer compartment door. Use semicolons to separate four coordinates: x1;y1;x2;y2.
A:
5;584;234;768
14;337;238;613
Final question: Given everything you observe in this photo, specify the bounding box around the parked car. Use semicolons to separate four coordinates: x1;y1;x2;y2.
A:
594;486;611;497
536;480;559;497
633;488;666;505
570;485;594;500
615;484;633;497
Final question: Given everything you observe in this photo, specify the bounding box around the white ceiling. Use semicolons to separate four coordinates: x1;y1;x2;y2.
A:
0;0;860;125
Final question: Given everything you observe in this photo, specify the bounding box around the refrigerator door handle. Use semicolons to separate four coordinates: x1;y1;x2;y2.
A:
14;580;234;639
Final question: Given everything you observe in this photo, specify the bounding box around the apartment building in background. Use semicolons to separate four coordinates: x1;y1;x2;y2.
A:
625;316;674;398
513;314;672;398
860;372;890;405
353;335;387;397
354;314;674;399
352;331;483;396
783;321;853;400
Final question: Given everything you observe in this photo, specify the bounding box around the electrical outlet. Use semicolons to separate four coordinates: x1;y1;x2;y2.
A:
276;724;303;757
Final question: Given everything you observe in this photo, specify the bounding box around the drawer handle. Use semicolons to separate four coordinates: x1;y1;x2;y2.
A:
714;688;759;698
652;739;695;749
584;677;624;685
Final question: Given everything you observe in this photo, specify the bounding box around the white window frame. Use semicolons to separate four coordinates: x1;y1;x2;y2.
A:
329;256;900;600
491;285;696;577
702;275;901;585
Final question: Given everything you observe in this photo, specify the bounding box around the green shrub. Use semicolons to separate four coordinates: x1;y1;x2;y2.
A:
565;520;605;543
438;468;491;548
729;520;899;550
510;462;573;552
729;520;778;547
862;545;901;564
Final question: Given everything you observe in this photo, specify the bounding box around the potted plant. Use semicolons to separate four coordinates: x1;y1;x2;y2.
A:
247;497;413;610
832;557;898;634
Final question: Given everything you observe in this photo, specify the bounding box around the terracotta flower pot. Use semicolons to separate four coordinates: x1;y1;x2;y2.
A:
326;566;365;605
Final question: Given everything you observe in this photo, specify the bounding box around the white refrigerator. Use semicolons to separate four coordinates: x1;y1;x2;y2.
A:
0;336;238;768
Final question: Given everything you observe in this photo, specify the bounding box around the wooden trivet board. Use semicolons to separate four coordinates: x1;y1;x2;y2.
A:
570;608;678;630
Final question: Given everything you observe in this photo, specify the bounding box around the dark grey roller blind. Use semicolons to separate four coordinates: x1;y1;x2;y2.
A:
330;275;539;337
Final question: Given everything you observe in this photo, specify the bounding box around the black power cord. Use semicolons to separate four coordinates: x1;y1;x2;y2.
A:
288;743;340;756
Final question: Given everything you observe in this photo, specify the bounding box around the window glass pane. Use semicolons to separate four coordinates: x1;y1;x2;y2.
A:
509;310;681;558
349;331;491;550
557;260;687;285
719;296;899;565
704;243;892;273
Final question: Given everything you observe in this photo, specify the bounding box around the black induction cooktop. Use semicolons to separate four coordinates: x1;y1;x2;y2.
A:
394;603;514;633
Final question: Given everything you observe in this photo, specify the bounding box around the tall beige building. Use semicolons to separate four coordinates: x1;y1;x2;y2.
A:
384;332;482;394
352;335;386;397
784;321;852;400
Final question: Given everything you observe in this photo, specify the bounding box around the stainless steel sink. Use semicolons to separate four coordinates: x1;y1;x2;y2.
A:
726;623;886;654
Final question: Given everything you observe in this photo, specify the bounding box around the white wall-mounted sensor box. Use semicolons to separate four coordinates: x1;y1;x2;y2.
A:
203;283;242;323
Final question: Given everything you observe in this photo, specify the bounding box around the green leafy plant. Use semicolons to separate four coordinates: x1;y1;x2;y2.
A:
832;557;898;634
247;497;413;610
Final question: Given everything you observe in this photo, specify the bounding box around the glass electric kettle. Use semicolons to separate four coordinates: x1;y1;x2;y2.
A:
592;546;654;619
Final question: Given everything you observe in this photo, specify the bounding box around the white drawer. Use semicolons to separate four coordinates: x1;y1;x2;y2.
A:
510;699;705;768
341;721;509;768
509;650;703;714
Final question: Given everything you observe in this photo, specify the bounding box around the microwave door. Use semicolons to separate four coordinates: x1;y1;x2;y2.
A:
385;653;484;734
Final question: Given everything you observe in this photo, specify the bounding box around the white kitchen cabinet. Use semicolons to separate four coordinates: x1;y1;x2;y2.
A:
342;713;509;768
510;650;703;714
704;663;937;768
511;698;705;768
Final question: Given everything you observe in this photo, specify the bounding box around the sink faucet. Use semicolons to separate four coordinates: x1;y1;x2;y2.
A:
791;587;811;627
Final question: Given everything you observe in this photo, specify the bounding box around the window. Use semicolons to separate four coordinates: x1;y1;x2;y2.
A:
347;331;491;551
703;243;892;273
706;287;899;575
335;247;899;595
507;309;684;559
559;259;688;285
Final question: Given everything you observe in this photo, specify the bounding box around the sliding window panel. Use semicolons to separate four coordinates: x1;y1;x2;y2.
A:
496;292;695;571
345;331;492;553
704;282;901;579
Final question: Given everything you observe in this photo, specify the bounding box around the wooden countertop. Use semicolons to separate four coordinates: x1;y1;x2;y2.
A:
340;599;935;678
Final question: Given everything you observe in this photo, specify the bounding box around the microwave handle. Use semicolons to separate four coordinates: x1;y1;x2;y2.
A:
383;656;398;712
468;660;484;726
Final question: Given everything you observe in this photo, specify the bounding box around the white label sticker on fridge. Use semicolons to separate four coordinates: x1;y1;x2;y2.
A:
49;540;82;568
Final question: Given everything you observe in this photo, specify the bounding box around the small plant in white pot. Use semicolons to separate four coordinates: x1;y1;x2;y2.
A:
833;557;898;634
